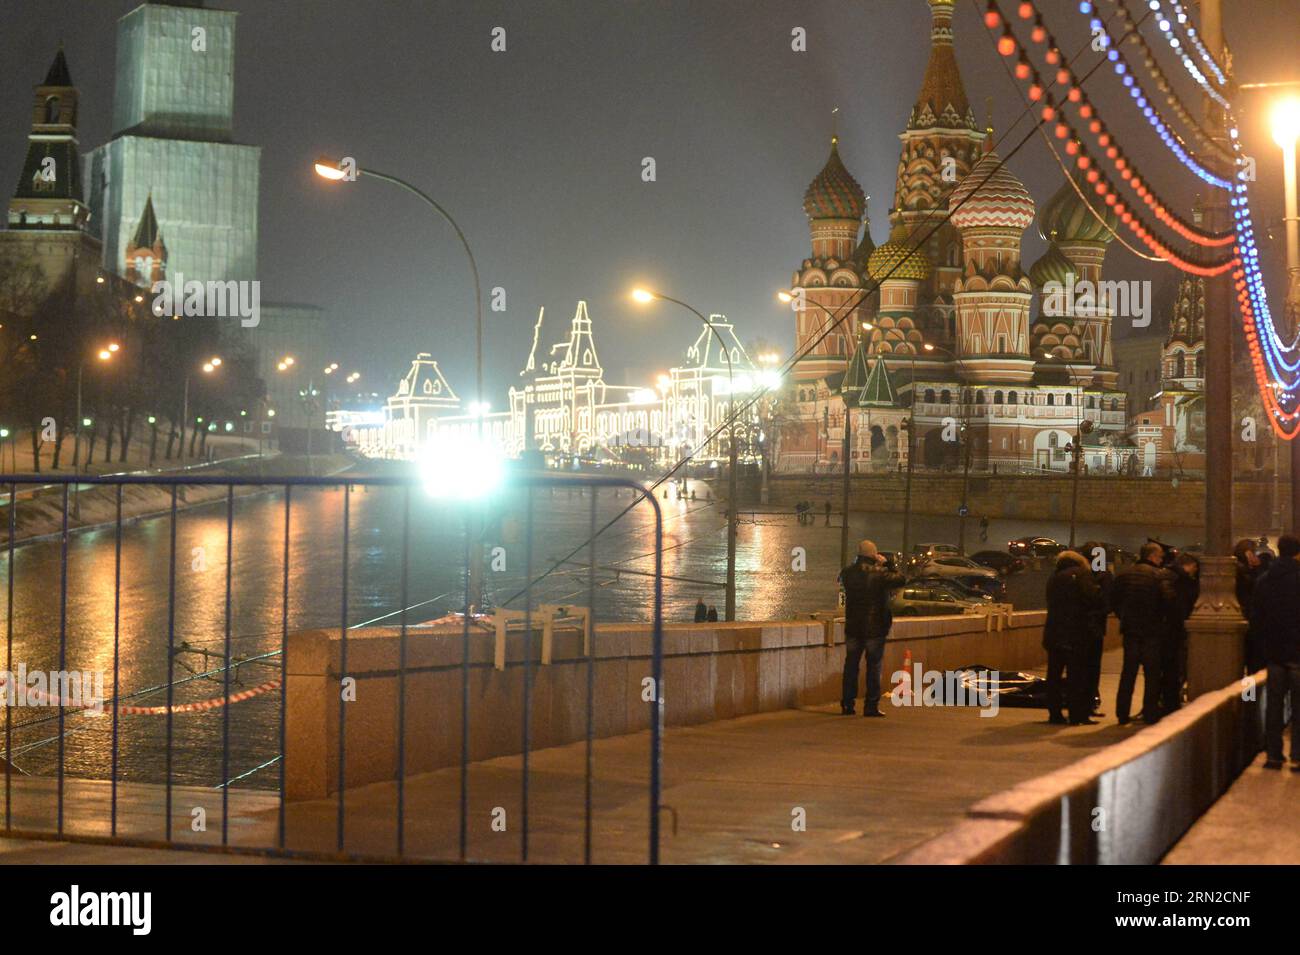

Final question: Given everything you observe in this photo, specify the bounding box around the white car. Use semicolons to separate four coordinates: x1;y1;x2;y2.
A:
912;555;999;581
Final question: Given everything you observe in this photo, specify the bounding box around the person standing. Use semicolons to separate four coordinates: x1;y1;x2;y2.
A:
839;539;906;717
1110;541;1176;725
1252;534;1300;769
1043;551;1104;724
693;599;708;623
824;500;832;526
1235;538;1265;673
1081;541;1113;718
1162;553;1199;714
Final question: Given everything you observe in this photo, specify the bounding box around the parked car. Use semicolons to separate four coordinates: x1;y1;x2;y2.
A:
912;555;999;581
969;550;1027;576
1007;536;1063;557
911;557;1007;601
889;585;985;617
922;577;995;603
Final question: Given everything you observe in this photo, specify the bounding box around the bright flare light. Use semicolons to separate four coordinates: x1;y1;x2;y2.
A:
417;430;506;500
630;288;656;304
629;387;658;404
1272;97;1300;150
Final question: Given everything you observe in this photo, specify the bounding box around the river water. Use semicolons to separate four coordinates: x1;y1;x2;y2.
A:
0;473;1197;790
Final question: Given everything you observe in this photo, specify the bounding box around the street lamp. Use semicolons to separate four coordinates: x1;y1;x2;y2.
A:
182;356;221;462
1042;351;1089;549
73;342;119;518
913;342;975;553
1270;97;1300;527
315;153;487;608
633;287;738;621
778;288;866;568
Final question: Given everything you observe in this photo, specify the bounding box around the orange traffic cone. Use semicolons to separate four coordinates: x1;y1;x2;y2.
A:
894;649;914;705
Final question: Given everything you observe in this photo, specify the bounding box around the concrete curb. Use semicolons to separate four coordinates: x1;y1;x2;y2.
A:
893;671;1267;864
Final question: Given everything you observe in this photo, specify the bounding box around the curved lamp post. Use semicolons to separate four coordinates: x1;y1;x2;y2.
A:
633;288;737;621
314;155;487;607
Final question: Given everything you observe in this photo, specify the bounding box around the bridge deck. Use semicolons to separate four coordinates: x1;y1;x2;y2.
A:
0;650;1146;863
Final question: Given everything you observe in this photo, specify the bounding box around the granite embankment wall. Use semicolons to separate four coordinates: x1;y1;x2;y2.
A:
283;610;1123;799
763;473;1279;529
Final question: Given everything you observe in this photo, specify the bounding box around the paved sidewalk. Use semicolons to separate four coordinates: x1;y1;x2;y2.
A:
1162;751;1300;864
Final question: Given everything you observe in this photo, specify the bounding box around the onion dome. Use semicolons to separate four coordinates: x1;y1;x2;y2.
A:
948;149;1036;232
1038;173;1119;244
803;137;866;221
1028;240;1076;289
867;235;933;283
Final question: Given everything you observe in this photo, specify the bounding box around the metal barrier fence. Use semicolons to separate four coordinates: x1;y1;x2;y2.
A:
0;472;664;863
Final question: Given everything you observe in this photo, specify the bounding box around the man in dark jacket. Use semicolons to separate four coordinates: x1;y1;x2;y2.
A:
1162;553;1199;714
1110;541;1176;725
1043;551;1104;724
839;539;906;717
1081;541;1113;717
1253;534;1300;769
1235;538;1265;672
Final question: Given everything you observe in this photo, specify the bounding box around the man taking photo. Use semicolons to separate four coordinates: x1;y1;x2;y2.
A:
839;539;906;718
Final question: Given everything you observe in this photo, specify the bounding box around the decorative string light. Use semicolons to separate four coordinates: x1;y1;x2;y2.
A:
987;1;1236;267
999;1;1299;432
1079;2;1232;189
1101;0;1233;163
1141;0;1231;109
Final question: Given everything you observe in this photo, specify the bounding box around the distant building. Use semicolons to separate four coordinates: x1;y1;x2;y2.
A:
245;303;333;426
86;0;261;286
1125;275;1206;475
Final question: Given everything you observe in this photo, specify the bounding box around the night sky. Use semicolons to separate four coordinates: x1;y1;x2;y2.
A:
1;0;1296;402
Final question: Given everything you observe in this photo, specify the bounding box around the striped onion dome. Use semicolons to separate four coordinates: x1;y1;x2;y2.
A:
948;149;1036;232
867;237;933;283
1028;241;1076;289
803;138;866;221
1038;173;1119;245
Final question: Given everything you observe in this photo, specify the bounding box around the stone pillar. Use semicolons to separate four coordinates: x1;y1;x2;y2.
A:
1184;556;1246;699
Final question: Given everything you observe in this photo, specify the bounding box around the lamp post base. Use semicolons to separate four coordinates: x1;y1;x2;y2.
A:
1185;555;1247;700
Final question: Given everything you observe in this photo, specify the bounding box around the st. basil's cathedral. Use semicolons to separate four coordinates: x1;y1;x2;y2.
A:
776;0;1151;477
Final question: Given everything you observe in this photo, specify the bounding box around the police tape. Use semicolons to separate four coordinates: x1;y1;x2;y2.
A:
117;680;282;715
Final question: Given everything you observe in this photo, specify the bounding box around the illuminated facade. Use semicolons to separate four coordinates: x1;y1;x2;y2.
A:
338;301;765;467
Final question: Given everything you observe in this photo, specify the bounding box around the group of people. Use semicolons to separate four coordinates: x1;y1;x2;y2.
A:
835;533;1300;755
1043;541;1199;726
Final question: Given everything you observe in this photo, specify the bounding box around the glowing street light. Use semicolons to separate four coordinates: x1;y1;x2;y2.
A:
631;285;738;620
313;156;350;181
1271;97;1300;150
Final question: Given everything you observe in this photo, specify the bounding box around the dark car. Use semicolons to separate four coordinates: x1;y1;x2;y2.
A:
911;567;1007;602
1008;536;1063;557
970;550;1027;576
